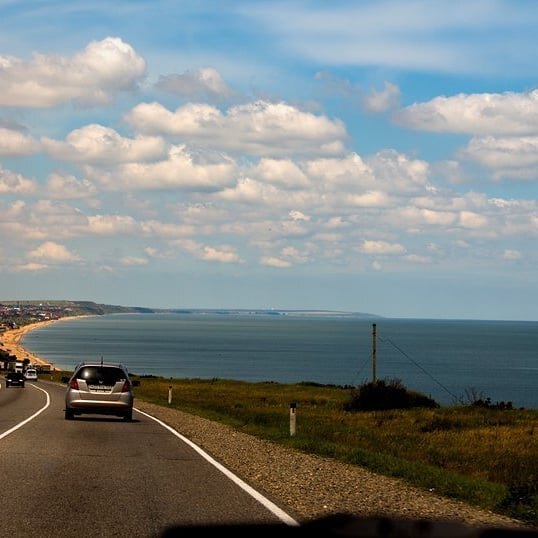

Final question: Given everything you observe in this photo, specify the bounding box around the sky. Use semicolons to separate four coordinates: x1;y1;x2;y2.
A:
1;0;538;321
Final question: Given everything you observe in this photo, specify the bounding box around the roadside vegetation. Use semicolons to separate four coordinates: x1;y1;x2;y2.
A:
49;371;537;525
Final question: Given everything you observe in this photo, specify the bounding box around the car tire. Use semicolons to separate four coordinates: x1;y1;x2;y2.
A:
123;410;133;422
65;409;74;420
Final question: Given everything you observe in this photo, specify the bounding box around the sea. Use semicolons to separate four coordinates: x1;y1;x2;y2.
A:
21;312;538;409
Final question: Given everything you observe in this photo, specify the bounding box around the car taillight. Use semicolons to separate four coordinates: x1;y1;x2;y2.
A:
70;379;79;390
121;380;130;393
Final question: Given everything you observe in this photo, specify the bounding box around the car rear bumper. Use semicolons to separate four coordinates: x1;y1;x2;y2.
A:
66;399;133;415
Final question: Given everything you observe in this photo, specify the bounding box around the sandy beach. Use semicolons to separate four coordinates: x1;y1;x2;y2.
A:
0;318;70;371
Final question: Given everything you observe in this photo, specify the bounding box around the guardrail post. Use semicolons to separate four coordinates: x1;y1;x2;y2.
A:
168;384;172;405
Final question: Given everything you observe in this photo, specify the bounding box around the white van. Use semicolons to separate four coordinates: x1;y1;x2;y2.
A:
25;368;38;381
14;362;24;373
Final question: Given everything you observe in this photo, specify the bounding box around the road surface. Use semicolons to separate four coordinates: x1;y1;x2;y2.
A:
0;378;298;537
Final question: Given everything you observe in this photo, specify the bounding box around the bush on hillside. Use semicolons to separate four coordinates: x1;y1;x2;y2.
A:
343;378;440;411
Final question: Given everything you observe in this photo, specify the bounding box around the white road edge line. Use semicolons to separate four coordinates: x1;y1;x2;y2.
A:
134;407;299;527
0;384;51;440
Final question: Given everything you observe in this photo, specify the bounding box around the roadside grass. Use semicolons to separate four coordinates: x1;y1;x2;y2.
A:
50;371;538;525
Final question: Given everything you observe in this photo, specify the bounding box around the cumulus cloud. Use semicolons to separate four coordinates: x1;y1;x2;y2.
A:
394;90;538;135
27;241;80;263
119;256;148;266
15;262;49;272
260;256;292;268
0;166;38;194
305;153;374;186
0;127;40;155
502;249;522;260
86;144;237;191
0;37;146;107
458;135;538;179
87;215;138;235
360;240;406;255
41;124;166;164
345;190;395;208
46;172;98;200
363;82;401;113
249;158;310;189
174;239;241;263
458;210;489;229
125;100;347;156
157;67;234;100
367;150;432;195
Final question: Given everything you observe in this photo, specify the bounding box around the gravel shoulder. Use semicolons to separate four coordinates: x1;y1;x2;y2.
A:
135;401;535;534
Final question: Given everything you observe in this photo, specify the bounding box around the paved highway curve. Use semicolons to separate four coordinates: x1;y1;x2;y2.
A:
0;379;299;537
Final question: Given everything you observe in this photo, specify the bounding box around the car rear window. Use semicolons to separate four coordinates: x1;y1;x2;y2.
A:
77;367;126;385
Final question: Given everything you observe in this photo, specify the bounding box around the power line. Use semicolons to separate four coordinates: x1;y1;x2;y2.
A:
378;335;459;401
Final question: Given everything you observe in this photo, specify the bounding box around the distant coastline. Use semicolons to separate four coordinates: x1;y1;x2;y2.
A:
0;301;381;372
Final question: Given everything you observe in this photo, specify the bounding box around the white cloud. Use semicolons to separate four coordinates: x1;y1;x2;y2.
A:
502;249;522;260
27;241;80;263
360;240;406;255
458;210;489;229
120;256;148;266
46;172;98;199
157;67;234;100
305;153;374;186
0;127;40;155
367;150;432;194
242;1;538;75
87;144;237;191
140;220;197;238
87;215;138;235
394;90;538;135
217;177;282;204
175;239;242;263
0;37;146;107
201;245;241;263
345;191;395;208
0;166;37;194
125;100;347;157
260;256;292;268
459;135;538;178
289;210;310;221
250;158;310;188
404;254;432;264
15;262;49;272
363;82;400;113
42;124;166;164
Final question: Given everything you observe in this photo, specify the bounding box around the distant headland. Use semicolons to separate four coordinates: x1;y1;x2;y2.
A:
0;300;382;328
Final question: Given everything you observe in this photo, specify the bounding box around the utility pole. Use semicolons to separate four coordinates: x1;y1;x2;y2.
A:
372;323;377;383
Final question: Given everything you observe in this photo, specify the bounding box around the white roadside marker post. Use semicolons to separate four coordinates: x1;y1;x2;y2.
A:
289;402;296;437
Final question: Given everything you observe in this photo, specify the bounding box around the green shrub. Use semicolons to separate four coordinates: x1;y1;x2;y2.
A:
343;378;440;411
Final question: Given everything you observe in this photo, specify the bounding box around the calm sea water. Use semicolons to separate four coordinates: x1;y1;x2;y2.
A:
21;313;538;408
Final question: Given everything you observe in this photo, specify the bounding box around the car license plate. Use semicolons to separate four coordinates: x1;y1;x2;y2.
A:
88;385;112;391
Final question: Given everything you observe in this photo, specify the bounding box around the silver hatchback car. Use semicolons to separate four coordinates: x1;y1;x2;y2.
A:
63;362;138;421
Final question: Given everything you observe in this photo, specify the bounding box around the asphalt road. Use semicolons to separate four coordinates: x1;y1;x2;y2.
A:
0;379;298;537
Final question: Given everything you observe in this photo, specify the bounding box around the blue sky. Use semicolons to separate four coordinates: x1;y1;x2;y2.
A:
1;0;538;320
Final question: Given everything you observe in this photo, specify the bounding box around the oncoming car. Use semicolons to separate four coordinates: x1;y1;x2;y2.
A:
63;362;138;421
5;371;25;388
